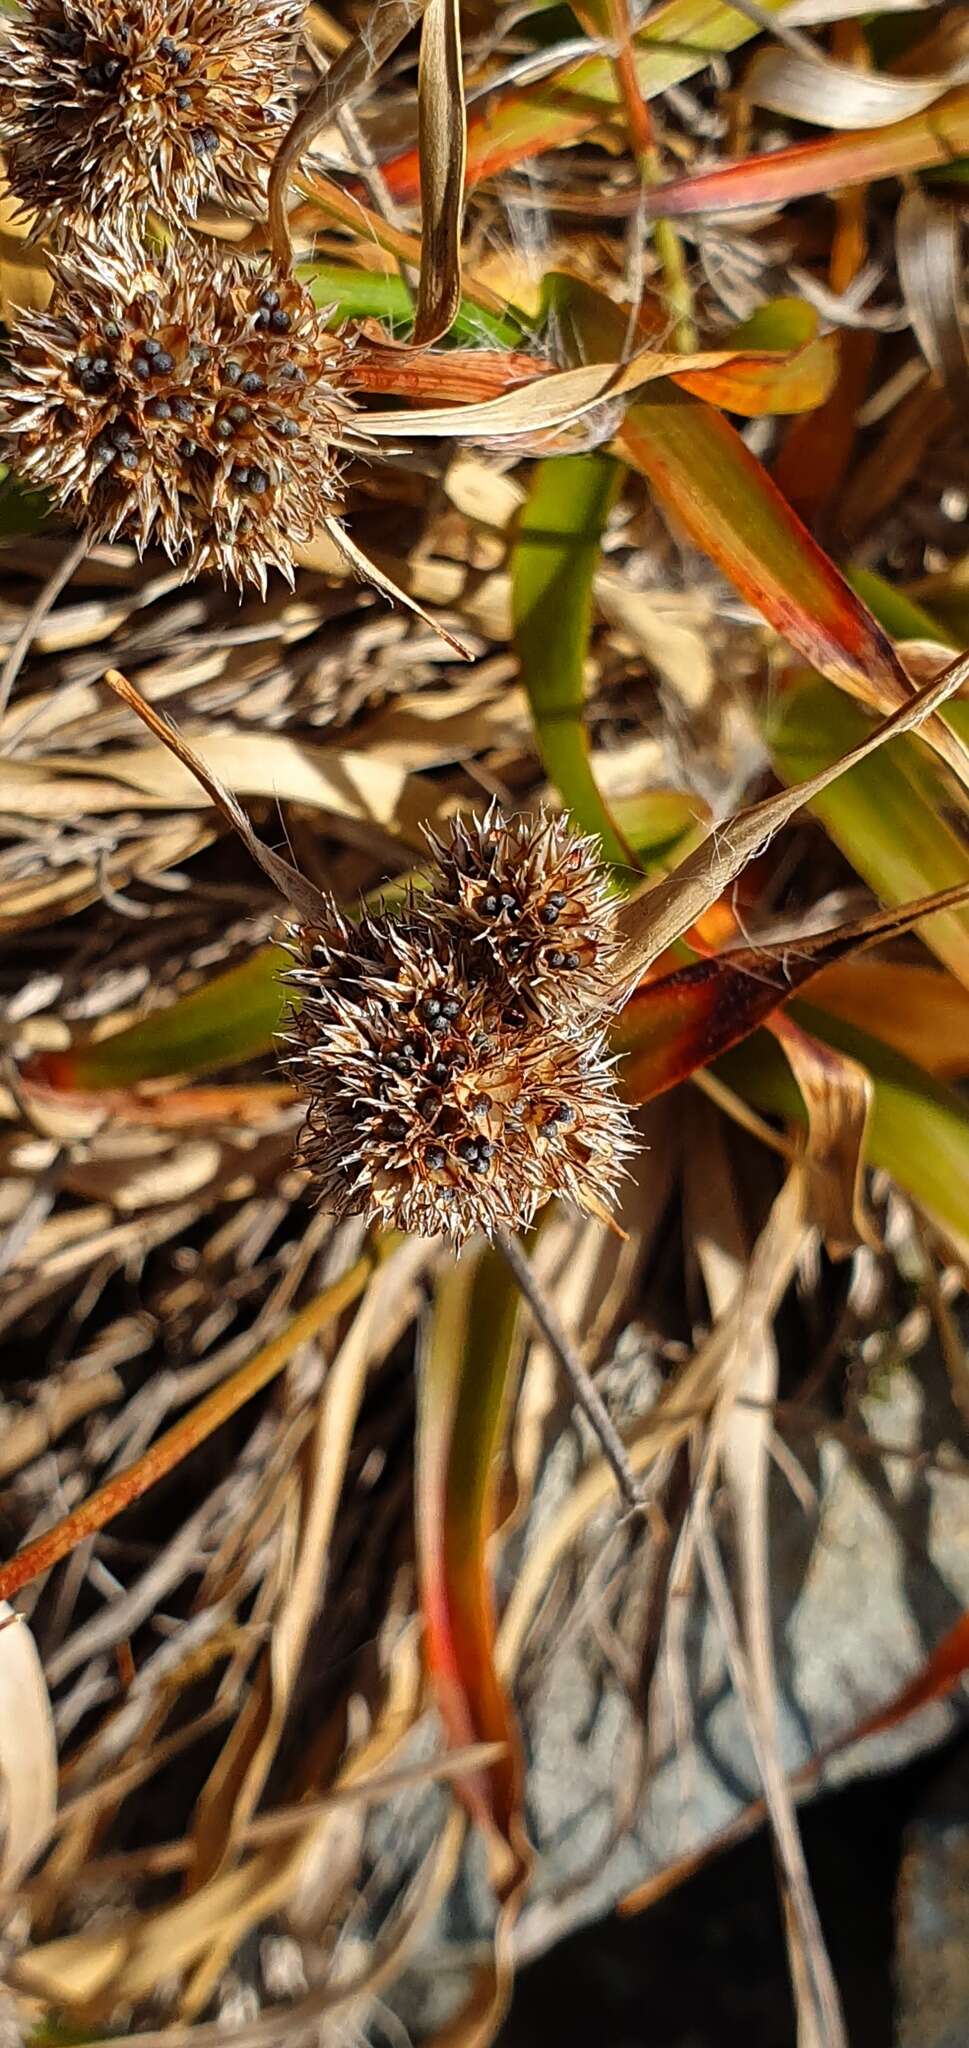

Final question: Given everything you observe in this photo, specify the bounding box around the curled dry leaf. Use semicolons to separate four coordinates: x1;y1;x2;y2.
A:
896;189;969;406
0;1601;57;1889
744;41;969;132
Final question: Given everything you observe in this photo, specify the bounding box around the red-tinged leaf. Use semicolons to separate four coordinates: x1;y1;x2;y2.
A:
811;960;969;1079
549;277;920;723
417;1241;530;1897
646;85;969;216
615;885;969;1107
379;0;795;202
673;302;837;418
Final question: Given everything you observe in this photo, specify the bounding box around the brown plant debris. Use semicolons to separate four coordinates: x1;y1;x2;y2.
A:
0;0;302;232
284;812;636;1244
0;240;356;591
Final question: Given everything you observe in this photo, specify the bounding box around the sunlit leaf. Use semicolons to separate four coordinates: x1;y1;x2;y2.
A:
766;674;969;989
417;1240;529;1892
720;1008;969;1258
512;452;633;870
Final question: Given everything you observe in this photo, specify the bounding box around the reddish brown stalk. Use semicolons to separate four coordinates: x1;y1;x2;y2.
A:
0;1253;373;1604
346;343;545;403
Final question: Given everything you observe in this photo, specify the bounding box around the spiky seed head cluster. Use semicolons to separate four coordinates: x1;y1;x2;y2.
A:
425;806;622;1024
0;0;302;233
0;242;355;592
283;808;636;1247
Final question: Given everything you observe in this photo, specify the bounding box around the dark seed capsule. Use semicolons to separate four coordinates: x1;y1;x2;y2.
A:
384;1113;408;1141
200;124;219;151
539;902;560;926
481;892;499;916
146;396;171;419
102;56;123;84
109;421;133;447
504;939;526;963
190;127;209;156
553;1102;575;1126
248;467;269;495
253;310;270;330
119;446;139;469
240;371;264;394
158;36;177;56
562;952;581;970
275;416;300;438
179;437;197;456
224;360;242;385
150;350;174;375
425;1145;446;1171
228;404;249;425
142;338;161;357
102;321;121;341
171;396;195;422
189;342;211;364
477;1139;495;1162
269;308;291;333
81;62;105;86
260;289;280;310
548;891;568;909
79;369;106;392
418;1092;438;1120
74;353;91;372
422;997;441;1020
231;464;250;486
91;355;111;376
175;46;191;70
176;89;192;110
429;1061;450;1087
92;432;115;460
441;998;462;1019
213;418;234;440
500;893;518;912
546;950;565;969
469;1152;489;1173
506;1008;527;1030
456;1138;478;1163
130;356;151;380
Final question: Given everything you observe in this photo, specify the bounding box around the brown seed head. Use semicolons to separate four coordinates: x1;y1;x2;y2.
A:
424;802;621;1025
0;242;355;591
0;0;302;232
283;817;636;1248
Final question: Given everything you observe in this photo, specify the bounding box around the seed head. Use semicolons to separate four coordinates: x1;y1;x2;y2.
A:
0;242;354;592
283;817;636;1248
424;802;621;1025
0;0;302;232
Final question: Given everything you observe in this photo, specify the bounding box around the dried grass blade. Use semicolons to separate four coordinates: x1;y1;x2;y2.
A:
768;1013;875;1255
269;0;431;263
896;188;969;406
613;648;969;988
0;1603;57;1888
414;0;466;344
744;42;968;129
363;346;764;440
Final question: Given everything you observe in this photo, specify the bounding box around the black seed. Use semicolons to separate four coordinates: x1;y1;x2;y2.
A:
481;893;499;916
74;353;92;372
189;342;211;364
240;371;264;394
548;891;567;908
150;349;173;375
142;338;161;357
199;124;219;151
562;952;581;970
102;56;123;84
269;308;291;333
253;310;270;330
228;403;249;425
441;998;462;1019
172;396;195;422
231;465;250;487
539;902;559;926
158;36;177;56
427;1012;448;1034
425;1146;446;1171
418;1092;438;1119
260;290;280;310
176;88;192;110
224;360;242;385
102;322;121;341
506;1008;526;1029
190;128;209;156
403;1035;423;1061
469;1153;489;1172
131;356;151;381
423;996;442;1020
119;446;139;468
81;62;105;86
279;361;299;379
504;939;526;963
275;416;300;437
109;421;133;447
456;1138;478;1163
180;437;197;456
92;432;115;460
546;949;565;969
429;1061;450;1087
248;467;269;494
384;1113;408;1141
175;46;192;70
450;1050;469;1073
500;893;518;911
214;418;234;440
477;1140;495;1162
146;396;172;419
80;369;105;392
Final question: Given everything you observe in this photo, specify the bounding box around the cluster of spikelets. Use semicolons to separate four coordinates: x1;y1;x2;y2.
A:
0;0;358;590
284;806;636;1247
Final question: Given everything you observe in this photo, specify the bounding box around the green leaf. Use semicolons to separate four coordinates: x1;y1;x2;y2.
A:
299;263;527;349
766;675;969;990
28;944;290;1091
512;452;634;872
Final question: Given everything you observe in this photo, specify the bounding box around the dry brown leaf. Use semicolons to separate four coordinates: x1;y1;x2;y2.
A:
0;1602;57;1890
896;189;969;406
744;40;969;129
769;1013;877;1257
413;0;466;344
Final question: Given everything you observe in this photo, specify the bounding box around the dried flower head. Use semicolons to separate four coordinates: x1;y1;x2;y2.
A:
425;803;621;1025
283;813;636;1247
0;0;302;232
0;242;354;591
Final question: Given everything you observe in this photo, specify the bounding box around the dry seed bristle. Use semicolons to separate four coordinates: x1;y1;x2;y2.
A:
0;0;302;231
0;243;356;592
